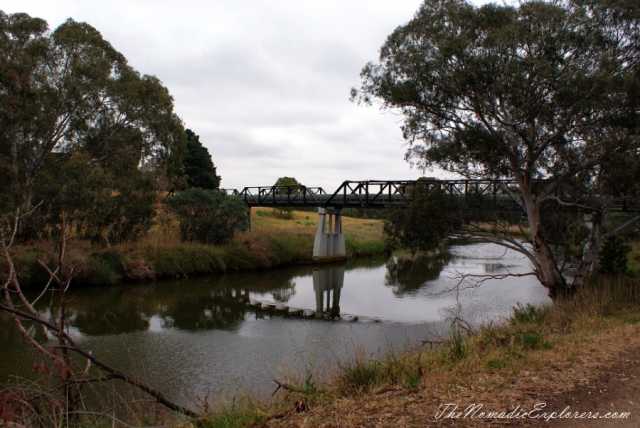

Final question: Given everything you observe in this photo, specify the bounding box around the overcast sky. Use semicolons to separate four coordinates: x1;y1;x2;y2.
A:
4;0;490;191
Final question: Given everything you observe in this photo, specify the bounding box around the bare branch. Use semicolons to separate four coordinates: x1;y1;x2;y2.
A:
454;227;542;273
496;182;525;211
29;268;58;306
603;215;640;240
541;195;602;211
443;271;537;294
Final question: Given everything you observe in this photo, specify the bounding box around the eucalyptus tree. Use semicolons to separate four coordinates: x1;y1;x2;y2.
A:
352;0;640;298
273;176;302;218
0;11;185;240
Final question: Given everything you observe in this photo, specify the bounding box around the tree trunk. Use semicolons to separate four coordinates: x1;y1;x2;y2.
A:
570;213;604;293
522;190;567;299
17;185;34;242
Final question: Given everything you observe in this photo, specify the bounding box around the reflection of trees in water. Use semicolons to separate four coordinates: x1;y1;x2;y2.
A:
0;312;47;350
5;259;379;339
13;284;252;337
483;263;513;273
385;252;452;295
36;286;157;336
211;266;313;294
156;287;247;331
271;279;296;303
71;305;150;336
0;311;50;344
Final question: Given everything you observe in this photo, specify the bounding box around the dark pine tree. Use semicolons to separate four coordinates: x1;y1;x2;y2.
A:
182;129;221;189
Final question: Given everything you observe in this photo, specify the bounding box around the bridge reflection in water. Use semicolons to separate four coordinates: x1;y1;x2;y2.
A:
313;265;344;319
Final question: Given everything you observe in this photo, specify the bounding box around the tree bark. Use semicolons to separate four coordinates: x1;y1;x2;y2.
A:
521;185;567;299
570;213;603;293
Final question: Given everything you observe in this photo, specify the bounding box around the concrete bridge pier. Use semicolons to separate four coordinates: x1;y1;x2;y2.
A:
313;208;346;263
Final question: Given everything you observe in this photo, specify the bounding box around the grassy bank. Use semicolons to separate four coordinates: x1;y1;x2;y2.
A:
185;274;640;427
5;209;386;288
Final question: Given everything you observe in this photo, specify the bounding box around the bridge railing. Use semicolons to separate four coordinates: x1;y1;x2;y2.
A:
324;181;413;207
230;186;328;206
222;180;639;212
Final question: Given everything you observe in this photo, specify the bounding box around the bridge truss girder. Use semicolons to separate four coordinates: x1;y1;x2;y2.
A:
223;179;638;213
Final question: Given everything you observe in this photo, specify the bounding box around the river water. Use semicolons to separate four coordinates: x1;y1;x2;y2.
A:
0;242;550;406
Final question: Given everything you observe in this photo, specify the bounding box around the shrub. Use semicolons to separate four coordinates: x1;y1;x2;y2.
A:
87;249;125;285
598;236;631;276
511;303;543;325
166;189;248;245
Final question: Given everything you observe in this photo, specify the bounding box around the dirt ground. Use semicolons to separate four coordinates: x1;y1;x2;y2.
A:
526;346;640;427
264;326;640;427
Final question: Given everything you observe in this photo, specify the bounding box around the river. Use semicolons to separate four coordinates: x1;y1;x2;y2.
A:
0;242;550;407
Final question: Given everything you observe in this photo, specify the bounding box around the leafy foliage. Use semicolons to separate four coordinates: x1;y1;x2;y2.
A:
0;11;185;240
274;177;300;188
273;177;301;219
353;0;640;297
182;129;221;190
384;185;461;253
167;188;248;245
32;152;158;244
598;236;631;276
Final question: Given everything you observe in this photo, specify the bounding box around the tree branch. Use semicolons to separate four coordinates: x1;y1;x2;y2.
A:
603;215;640;240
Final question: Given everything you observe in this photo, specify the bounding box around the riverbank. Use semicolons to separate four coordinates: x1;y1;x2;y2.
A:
191;275;640;427
5;209;386;288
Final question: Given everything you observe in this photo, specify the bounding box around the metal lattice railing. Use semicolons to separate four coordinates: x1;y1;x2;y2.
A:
220;179;638;212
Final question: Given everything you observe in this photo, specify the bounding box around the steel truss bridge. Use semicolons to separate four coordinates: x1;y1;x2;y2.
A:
223;179;636;213
220;179;638;262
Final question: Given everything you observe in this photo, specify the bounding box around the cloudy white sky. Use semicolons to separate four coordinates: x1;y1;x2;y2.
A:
4;0;490;191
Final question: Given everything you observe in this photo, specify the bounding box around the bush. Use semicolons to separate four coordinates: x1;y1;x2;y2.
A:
166;189;248;245
598;236;631;276
511;303;543;325
87;249;125;285
144;245;226;277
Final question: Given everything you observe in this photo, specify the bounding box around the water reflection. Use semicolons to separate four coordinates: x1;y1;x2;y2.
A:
385;252;452;295
8;248;535;339
43;267;314;335
3;248;540;338
313;265;344;318
155;287;249;331
271;279;296;303
1;243;552;406
71;287;151;335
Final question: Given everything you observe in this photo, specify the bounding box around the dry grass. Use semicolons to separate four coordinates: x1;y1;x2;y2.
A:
628;241;640;275
143;208;382;245
4;209;386;287
251;209;383;236
239;209;385;262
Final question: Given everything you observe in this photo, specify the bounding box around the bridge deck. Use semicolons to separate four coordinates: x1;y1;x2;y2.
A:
222;180;636;212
